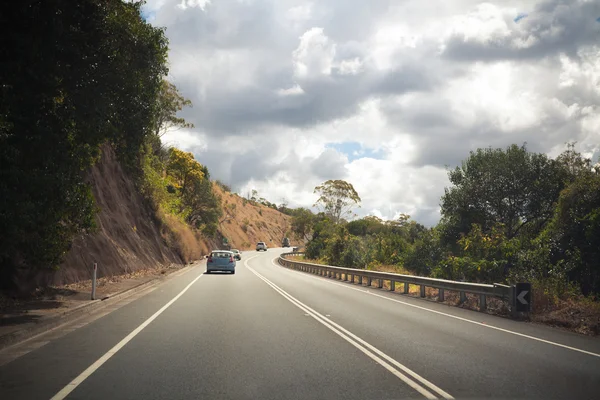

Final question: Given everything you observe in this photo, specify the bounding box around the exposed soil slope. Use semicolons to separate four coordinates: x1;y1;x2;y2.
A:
34;145;292;287
211;185;292;251
53;145;183;286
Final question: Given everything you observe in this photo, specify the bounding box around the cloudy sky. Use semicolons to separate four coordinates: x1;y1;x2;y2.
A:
143;0;600;226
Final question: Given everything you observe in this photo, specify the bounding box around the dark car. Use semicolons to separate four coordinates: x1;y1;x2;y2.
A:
231;249;242;260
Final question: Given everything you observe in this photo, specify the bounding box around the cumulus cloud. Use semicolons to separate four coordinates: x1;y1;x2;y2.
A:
151;0;600;226
441;0;600;61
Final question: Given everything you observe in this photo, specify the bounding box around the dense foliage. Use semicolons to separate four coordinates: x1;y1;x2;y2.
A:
0;0;168;288
300;145;600;298
0;1;220;289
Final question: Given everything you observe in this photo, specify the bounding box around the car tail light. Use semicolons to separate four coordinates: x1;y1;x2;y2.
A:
207;256;213;263
229;256;234;262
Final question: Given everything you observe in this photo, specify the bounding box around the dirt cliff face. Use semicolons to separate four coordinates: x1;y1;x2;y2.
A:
212;185;292;251
29;145;292;288
50;145;183;286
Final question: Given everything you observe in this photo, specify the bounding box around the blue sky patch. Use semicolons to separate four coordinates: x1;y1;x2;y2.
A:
514;13;528;23
326;142;383;162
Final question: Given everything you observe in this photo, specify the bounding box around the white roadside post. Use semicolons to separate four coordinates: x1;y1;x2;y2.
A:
91;262;97;300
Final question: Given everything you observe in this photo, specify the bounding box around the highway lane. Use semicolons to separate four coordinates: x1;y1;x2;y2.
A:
1;250;430;400
255;249;600;400
0;247;598;399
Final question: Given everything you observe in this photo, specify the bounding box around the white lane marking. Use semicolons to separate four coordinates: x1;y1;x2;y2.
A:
50;272;205;400
246;260;453;399
273;258;600;359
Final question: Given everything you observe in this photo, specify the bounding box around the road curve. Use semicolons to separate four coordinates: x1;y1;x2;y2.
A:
0;248;599;400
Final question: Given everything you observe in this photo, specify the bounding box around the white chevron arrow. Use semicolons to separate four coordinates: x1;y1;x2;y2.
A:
517;290;529;304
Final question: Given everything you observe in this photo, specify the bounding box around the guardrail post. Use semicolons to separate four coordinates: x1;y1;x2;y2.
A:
438;288;445;302
390;280;395;292
479;295;487;311
344;273;348;281
378;279;383;288
403;282;409;294
420;285;426;297
367;277;372;287
350;274;355;283
459;291;467;304
358;275;363;285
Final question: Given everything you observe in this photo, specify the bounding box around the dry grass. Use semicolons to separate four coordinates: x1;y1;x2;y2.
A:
160;211;205;263
531;297;600;335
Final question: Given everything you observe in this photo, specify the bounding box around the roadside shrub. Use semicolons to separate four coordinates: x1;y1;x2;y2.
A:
340;236;365;268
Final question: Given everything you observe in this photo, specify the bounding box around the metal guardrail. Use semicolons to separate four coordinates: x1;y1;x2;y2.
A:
278;252;516;313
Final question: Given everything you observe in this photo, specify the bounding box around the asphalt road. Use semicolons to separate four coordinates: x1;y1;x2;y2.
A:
1;248;600;400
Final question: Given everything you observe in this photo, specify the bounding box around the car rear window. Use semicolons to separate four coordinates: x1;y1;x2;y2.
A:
257;242;265;245
212;252;231;258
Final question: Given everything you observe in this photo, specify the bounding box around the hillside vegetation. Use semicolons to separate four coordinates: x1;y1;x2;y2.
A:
295;146;600;333
0;1;290;292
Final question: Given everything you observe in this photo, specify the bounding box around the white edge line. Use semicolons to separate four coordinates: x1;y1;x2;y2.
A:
273;258;600;359
246;260;453;399
50;273;205;400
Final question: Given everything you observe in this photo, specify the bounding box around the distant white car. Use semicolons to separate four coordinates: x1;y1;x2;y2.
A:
256;242;268;251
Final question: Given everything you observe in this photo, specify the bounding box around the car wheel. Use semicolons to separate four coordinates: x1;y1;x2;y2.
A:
231;270;236;274
206;270;211;274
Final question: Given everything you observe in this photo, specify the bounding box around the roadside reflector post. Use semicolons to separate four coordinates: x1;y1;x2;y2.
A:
438;288;445;302
420;285;426;297
513;282;532;318
390;280;395;292
91;262;97;300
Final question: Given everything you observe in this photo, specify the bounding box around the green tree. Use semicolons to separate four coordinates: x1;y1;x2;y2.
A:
313;180;361;224
440;144;566;244
166;148;205;200
544;170;600;295
347;216;386;236
291;208;316;241
0;0;168;289
153;80;194;138
183;177;222;235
